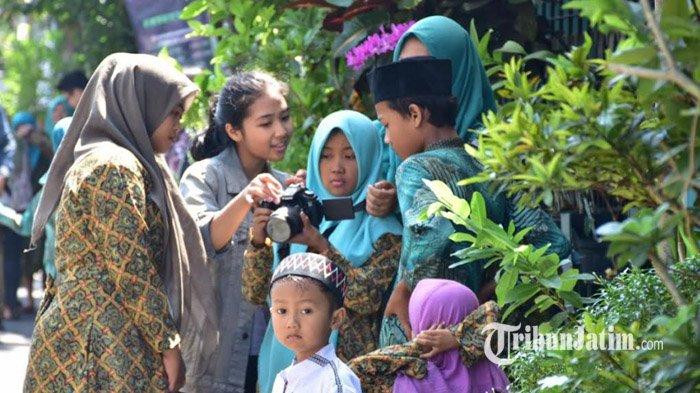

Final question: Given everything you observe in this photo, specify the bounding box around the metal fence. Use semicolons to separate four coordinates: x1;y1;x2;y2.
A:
536;0;622;57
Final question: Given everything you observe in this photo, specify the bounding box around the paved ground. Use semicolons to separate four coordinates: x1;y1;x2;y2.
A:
0;280;43;392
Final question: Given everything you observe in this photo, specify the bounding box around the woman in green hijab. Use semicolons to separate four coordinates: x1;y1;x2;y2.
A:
368;15;497;214
393;15;496;141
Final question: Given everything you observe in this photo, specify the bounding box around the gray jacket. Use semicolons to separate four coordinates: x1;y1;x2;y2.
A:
180;146;287;392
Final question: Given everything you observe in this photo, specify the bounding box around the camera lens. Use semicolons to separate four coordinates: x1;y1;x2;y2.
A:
267;210;292;243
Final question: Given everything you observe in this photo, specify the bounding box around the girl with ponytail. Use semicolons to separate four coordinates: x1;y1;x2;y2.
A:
180;71;301;393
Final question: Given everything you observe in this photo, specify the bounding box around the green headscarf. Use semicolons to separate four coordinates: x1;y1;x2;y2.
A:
392;15;497;142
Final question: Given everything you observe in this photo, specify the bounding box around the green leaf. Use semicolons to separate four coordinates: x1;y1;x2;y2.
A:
661;16;700;39
449;232;475;243
547;311;570;328
610;46;656;65
559;268;582;292
533;294;557;312
426;201;443;218
496;269;519;305
180;0;208;20
502;283;539;319
596;222;624;236
560;290;584;308
504;283;539;303
458;174;490;186
662;0;688;18
331;11;386;58
496;40;526;55
523;50;553;62
469;192;487;226
539;276;562;289
513;227;532;243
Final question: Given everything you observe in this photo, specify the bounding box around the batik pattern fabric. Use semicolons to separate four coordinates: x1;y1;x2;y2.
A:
349;301;500;393
24;151;178;392
242;232;401;361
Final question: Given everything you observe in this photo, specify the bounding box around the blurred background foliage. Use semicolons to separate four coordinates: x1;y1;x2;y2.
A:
0;0;135;121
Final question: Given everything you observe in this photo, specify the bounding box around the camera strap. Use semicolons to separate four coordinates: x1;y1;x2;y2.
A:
278;243;291;260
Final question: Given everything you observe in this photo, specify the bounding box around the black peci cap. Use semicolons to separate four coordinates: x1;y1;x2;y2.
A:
368;56;452;104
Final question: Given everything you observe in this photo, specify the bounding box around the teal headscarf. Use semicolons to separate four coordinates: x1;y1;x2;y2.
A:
392;15;497;141
44;96;73;140
51;116;73;152
11;111;42;170
257;110;403;393
304;110;403;265
11;111;36;130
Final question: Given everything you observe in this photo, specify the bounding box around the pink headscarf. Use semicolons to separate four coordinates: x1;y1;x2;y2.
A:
393;279;508;393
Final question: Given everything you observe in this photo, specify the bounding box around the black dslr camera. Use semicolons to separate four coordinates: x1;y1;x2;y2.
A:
260;184;355;243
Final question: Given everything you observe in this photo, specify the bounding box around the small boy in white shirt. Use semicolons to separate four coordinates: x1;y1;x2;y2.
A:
269;252;362;393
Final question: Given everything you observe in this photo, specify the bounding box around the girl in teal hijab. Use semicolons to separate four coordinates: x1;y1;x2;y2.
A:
253;110;403;393
10;112;43;175
0;117;67;279
376;15;497;184
44;96;73;141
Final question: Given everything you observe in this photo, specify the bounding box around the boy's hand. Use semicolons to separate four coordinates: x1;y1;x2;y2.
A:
251;207;273;246
288;212;330;253
415;323;459;359
366;181;396;217
284;169;307;187
162;347;185;392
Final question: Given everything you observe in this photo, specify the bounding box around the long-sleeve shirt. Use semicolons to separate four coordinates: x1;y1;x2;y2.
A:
179;145;288;392
24;147;178;392
395;139;571;292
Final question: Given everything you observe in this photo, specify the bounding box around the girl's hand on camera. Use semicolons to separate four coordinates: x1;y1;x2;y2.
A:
251;207;273;246
243;173;282;206
288;212;330;253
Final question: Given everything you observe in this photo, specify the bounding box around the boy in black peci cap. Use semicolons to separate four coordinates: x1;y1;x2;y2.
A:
369;56;570;349
269;252;362;393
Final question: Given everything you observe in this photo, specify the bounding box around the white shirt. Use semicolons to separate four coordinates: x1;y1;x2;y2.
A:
271;344;363;393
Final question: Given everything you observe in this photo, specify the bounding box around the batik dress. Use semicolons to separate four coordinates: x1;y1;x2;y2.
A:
242;232;401;361
24;149;179;392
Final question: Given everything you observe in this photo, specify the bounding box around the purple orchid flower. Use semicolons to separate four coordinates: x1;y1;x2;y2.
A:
346;20;416;71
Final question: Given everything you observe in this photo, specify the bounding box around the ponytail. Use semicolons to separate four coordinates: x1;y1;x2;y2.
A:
190;95;233;161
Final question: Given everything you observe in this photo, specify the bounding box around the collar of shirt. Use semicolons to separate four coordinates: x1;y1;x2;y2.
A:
280;343;336;385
